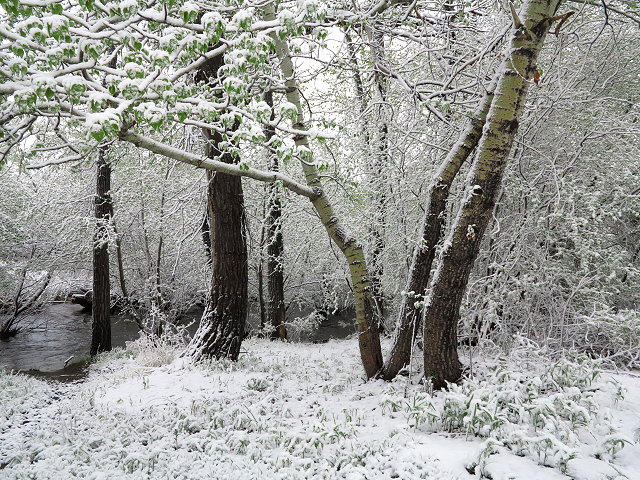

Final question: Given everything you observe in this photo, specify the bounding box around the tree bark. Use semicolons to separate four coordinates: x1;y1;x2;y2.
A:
379;74;498;380
264;4;383;377
257;254;266;330
367;26;389;333
263;90;287;341
422;0;563;389
201;210;212;265
91;146;112;356
257;206;267;330
266;184;287;341
185;53;248;361
345;28;388;332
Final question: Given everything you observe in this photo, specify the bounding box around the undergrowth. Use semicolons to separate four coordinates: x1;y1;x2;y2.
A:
381;339;633;476
2;336;637;479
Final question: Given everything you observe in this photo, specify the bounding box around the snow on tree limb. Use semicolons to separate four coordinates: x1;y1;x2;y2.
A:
120;130;318;199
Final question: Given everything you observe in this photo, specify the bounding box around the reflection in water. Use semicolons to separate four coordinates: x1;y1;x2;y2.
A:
0;303;141;373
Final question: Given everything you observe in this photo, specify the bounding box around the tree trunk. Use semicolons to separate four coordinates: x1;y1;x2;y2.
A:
257;207;267;330
422;0;563;389
367;27;389;333
265;4;383;378
201;210;212;265
379;74;498;380
257;263;266;330
266;184;287;341
91;146;112;356
263;90;287;341
185;53;248;361
346;28;388;332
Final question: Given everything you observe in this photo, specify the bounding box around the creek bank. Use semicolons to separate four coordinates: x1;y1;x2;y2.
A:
0;303;357;382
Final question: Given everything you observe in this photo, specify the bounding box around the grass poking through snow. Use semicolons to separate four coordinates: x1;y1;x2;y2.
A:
1;337;639;479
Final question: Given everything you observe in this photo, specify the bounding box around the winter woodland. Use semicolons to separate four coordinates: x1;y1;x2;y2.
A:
0;0;639;478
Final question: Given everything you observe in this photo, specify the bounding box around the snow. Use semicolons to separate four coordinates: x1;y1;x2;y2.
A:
564;457;622;480
40;15;68;32
85;109;120;132
123;62;144;79
1;338;639;479
201;12;224;29
481;453;568;480
231;8;254;24
278;8;297;25
119;0;137;10
134;102;166;125
178;2;199;15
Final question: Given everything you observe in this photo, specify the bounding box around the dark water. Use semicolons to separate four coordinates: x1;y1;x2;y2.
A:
0;303;355;382
284;305;356;343
0;303;142;378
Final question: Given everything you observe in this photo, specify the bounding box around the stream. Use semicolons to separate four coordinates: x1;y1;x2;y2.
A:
0;303;143;381
0;303;355;382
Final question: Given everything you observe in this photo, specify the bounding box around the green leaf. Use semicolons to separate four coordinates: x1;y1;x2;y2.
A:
91;129;106;142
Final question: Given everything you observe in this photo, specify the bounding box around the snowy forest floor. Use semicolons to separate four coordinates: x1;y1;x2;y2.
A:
1;336;639;480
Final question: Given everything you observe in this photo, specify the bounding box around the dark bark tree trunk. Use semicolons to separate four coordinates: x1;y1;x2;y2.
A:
257;203;267;330
266;185;287;341
91;147;112;356
421;0;562;389
201;210;212;265
257;243;266;330
185;53;248;361
379;75;498;380
263;90;287;341
368;27;389;333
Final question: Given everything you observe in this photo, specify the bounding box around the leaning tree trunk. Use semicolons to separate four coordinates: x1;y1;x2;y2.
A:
422;0;563;389
379;74;498;380
185;53;248;361
263;90;287;341
265;4;383;378
91;146;112;356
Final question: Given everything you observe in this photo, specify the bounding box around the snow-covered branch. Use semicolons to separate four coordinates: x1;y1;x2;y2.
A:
120;131;319;199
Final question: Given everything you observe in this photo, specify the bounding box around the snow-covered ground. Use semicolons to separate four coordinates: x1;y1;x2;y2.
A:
1;337;639;479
